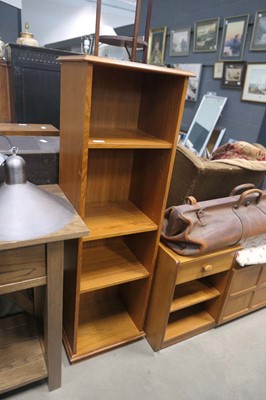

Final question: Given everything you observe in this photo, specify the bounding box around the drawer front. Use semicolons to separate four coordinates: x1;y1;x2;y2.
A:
176;251;234;284
0;245;46;287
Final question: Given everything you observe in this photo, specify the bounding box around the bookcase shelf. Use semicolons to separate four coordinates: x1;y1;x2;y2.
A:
59;55;190;361
89;127;172;149
83;201;158;241
164;305;215;344
170;280;220;313
80;238;149;292
76;290;144;359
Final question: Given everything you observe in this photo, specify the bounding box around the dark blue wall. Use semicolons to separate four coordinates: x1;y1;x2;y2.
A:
116;0;266;145
0;1;21;44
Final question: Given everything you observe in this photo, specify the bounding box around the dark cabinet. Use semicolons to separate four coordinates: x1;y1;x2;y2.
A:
7;43;76;128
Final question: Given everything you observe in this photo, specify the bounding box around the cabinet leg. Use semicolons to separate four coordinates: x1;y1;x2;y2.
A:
45;241;64;391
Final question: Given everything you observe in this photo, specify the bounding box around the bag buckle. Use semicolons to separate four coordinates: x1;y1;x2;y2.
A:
196;209;206;226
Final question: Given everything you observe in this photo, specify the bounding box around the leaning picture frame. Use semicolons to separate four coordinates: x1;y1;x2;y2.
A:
219;14;249;61
193;17;220;52
242;63;266;103
222;62;246;89
250;10;266;51
174;63;202;101
147;26;167;65
169;27;191;56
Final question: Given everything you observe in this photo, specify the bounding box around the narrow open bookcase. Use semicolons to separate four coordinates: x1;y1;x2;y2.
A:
58;55;191;361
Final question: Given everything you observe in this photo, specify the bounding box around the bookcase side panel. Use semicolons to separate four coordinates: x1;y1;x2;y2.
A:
59;61;92;216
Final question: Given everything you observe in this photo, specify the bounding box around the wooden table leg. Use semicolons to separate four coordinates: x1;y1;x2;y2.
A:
44;241;64;391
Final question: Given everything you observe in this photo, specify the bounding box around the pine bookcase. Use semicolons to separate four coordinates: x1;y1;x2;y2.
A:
58;55;191;362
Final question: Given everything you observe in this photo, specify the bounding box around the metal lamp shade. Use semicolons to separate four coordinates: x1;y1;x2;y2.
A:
0;154;74;241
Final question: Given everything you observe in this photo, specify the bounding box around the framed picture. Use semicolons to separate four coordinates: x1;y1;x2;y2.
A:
250;10;266;51
147;27;167;65
222;62;246;88
213;62;224;79
193;17;220;52
242;63;266;103
174;63;202;101
219;14;249;61
169;27;191;56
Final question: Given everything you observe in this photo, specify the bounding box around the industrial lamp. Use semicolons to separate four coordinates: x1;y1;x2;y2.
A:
0;136;74;241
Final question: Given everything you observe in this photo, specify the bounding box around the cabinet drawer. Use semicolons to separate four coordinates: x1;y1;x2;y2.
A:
0;245;46;288
176;251;234;284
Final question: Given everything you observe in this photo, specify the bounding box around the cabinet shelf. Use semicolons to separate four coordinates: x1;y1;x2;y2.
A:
80;238;149;292
76;295;144;359
170;280;220;313
89;127;172;149
84;201;158;241
0;313;47;394
164;305;215;345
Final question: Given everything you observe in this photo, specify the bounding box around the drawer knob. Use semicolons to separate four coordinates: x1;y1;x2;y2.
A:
203;264;213;272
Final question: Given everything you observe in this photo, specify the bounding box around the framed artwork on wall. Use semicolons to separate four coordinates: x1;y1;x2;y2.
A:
174;63;202;101
219;15;249;61
222;62;246;89
250;10;266;51
169;27;191;56
213;62;224;79
147;27;167;65
193;17;220;52
242;63;266;103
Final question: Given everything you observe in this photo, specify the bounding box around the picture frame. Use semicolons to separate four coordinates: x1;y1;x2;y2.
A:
213;62;224;79
219;14;249;61
222;62;246;89
250;10;266;51
193;17;220;52
242;63;266;103
174;63;202;101
147;27;167;65
169;27;191;56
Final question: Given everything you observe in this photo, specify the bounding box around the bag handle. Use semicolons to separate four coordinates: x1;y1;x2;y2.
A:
184;196;198;205
234;188;263;209
230;183;256;196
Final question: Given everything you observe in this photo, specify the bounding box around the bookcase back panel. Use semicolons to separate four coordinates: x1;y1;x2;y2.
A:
138;74;188;143
90;66;142;130
129;149;172;224
124;231;158;273
85;148;171;224
86;149;134;205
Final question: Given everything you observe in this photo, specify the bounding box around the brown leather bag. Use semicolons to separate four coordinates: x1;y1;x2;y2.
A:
161;186;266;255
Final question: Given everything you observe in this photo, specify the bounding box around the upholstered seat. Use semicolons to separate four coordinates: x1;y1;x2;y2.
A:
166;144;266;207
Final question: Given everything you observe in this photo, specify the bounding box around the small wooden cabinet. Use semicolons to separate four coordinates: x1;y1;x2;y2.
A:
145;242;238;351
58;55;191;362
218;262;266;324
0;185;88;394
